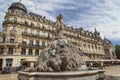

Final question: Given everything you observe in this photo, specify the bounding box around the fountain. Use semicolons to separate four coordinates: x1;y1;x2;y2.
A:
18;14;105;80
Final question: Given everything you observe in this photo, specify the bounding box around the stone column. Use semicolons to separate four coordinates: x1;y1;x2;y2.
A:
6;25;10;43
14;46;17;55
18;46;21;55
15;47;20;55
33;49;35;56
39;50;41;56
2;58;6;68
4;46;7;55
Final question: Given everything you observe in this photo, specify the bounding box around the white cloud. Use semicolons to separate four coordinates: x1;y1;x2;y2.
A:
66;0;120;41
0;0;120;43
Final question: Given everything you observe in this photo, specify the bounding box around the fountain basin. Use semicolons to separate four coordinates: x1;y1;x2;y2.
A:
18;69;105;80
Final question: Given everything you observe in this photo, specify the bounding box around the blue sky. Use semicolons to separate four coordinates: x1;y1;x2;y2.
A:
0;0;120;45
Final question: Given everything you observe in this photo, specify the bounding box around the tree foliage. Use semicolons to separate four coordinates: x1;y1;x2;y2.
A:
115;45;120;59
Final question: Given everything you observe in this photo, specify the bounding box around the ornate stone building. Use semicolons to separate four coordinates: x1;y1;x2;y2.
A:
103;38;116;59
0;2;116;69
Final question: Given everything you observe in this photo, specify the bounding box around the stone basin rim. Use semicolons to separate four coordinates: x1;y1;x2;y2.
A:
18;69;105;77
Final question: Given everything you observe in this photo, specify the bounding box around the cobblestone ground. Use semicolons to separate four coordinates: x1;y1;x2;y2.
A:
0;73;18;80
104;65;120;76
0;65;119;80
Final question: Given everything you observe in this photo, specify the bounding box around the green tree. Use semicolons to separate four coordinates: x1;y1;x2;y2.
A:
115;45;120;59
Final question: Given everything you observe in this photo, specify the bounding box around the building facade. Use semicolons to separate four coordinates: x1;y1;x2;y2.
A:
0;2;116;69
103;38;116;59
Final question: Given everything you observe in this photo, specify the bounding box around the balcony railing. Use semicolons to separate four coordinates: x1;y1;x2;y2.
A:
3;20;55;33
0;42;18;46
22;32;53;39
21;52;26;55
7;52;13;54
3;20;21;25
21;44;45;49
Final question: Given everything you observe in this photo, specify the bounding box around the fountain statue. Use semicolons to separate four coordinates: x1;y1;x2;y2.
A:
23;14;84;72
18;14;105;80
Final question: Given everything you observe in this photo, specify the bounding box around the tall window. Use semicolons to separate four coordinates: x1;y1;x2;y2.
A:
21;48;26;55
43;32;45;36
29;40;33;46
8;48;13;54
36;41;39;47
24;28;27;33
14;17;17;23
35;50;39;55
22;41;27;45
24;20;28;26
0;48;4;54
31;29;33;35
104;49;109;55
6;59;13;67
48;34;50;38
13;26;16;30
28;49;32;55
36;31;39;36
95;45;97;50
10;38;14;43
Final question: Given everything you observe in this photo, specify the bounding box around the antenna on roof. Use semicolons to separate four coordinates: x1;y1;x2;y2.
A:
95;27;96;32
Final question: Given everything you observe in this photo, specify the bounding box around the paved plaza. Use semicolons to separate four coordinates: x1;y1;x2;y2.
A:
0;73;17;80
0;65;120;80
105;65;120;76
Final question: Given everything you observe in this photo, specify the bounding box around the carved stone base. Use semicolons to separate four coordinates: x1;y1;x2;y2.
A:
18;70;105;80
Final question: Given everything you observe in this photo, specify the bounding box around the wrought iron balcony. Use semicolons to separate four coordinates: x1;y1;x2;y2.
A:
21;52;26;55
5;42;18;46
22;32;35;37
2;19;21;26
7;52;13;54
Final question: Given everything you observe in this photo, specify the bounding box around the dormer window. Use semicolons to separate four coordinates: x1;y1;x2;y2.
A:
31;22;34;27
24;20;28;26
11;9;15;13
